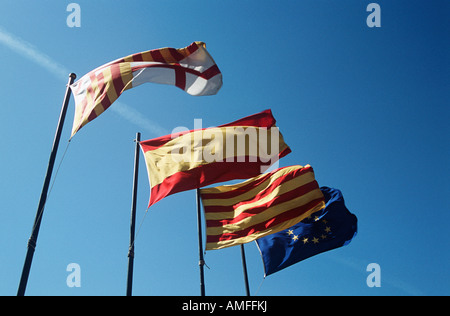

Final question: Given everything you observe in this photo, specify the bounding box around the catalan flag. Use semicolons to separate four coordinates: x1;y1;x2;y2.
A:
70;41;222;137
140;109;291;207
200;165;325;250
256;187;357;276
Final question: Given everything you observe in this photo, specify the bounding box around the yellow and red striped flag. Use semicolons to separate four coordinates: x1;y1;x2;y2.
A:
140;109;291;207
200;165;325;250
69;41;222;137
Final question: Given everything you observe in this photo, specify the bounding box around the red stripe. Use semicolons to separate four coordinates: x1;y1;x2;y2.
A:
87;109;98;122
132;53;144;62
80;72;98;123
82;65;121;126
114;42;198;63
140;134;179;151
148;160;284;207
204;179;320;220
110;63;126;96
96;72;113;111
206;199;324;243
219;109;276;128
140;109;278;152
201;165;313;202
150;50;165;63
130;63;220;81
168;47;185;61
174;66;186;90
187;42;200;54
85;72;97;103
201;65;221;80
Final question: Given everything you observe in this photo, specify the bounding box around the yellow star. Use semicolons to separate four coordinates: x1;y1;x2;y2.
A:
287;230;294;235
302;237;308;244
314;216;320;222
322;219;328;224
324;226;331;233
312;237;319;244
321;234;327;239
292;235;299;241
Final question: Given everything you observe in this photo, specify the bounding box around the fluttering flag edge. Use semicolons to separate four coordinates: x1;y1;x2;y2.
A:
140;109;291;208
69;41;222;138
255;186;358;277
200;165;325;251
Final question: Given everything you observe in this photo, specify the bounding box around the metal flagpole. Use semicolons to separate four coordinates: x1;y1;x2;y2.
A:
196;189;206;296
17;73;76;296
240;244;251;296
126;132;141;296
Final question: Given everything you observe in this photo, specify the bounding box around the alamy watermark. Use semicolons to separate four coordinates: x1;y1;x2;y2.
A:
366;3;381;28
366;263;381;287
66;3;381;29
66;263;81;288
64;261;380;290
66;3;81;28
166;119;283;173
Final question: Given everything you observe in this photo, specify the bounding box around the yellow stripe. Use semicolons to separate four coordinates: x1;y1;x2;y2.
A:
73;63;132;134
140;51;153;61
205;189;324;235
160;48;176;63
121;51;140;63
202;166;310;208
121;56;133;62
71;109;83;136
143;126;289;188
204;174;318;221
119;62;133;91
205;201;325;250
102;66;119;104
177;43;196;59
83;74;103;118
71;102;86;137
200;165;304;195
121;45;190;64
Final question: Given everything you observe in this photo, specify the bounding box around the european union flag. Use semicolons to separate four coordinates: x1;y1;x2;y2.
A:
256;187;357;276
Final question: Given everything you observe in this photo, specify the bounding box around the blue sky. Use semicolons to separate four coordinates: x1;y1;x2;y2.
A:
0;0;448;296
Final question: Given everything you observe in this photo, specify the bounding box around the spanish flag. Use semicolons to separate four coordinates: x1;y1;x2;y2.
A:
140;110;291;207
70;42;222;137
200;165;325;250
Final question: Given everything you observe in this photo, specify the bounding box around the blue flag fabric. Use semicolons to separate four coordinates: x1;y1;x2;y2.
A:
256;187;357;276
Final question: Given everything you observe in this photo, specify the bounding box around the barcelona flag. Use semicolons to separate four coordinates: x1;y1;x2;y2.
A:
256;187;357;276
70;42;222;137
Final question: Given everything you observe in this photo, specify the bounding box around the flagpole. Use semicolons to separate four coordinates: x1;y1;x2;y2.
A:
126;132;141;296
196;189;206;296
17;73;76;296
240;244;251;296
